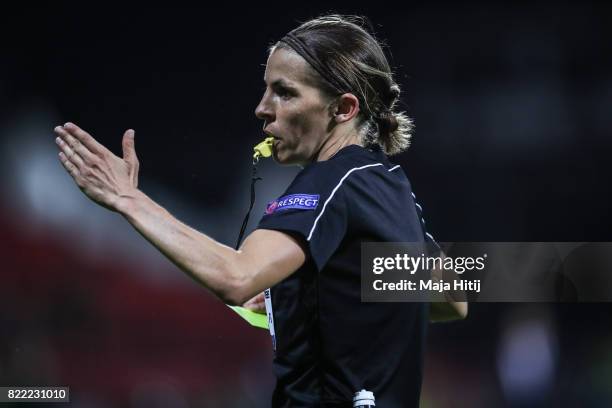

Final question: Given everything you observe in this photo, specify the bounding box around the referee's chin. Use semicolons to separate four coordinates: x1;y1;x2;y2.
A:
272;151;286;165
272;150;305;167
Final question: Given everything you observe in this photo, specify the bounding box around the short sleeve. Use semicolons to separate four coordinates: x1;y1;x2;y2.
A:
256;165;348;271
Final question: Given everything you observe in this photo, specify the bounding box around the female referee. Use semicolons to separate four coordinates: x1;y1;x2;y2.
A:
54;15;466;408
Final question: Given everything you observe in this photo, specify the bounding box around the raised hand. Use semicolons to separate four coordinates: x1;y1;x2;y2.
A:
54;122;140;212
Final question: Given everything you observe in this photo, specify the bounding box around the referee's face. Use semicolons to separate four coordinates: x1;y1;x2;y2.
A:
255;48;334;165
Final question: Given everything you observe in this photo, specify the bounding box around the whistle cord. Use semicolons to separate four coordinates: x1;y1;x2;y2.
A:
235;164;262;250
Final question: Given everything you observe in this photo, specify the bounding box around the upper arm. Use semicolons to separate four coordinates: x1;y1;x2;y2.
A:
225;164;347;304
227;228;307;305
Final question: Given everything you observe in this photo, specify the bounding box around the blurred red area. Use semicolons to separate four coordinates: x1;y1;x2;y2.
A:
0;205;273;405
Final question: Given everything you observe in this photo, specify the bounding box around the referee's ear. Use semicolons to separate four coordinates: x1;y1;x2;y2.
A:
333;93;360;124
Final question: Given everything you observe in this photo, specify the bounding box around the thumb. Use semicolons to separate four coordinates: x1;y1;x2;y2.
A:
122;129;138;164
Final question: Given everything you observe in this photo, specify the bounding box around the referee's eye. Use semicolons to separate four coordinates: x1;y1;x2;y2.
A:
273;85;295;100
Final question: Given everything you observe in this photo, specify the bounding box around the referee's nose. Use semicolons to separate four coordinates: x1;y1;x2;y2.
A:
255;91;275;122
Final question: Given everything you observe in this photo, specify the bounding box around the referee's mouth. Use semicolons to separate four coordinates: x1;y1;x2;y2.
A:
264;129;282;144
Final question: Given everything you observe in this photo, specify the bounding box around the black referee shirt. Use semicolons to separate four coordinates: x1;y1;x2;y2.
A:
257;144;429;408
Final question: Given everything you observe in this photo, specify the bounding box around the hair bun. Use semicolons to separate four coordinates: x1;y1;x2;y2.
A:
376;111;399;135
387;114;399;132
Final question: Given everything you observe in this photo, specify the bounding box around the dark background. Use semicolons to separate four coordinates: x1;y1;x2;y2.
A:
1;3;611;407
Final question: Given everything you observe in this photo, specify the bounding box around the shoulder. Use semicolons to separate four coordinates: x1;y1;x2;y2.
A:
289;145;392;194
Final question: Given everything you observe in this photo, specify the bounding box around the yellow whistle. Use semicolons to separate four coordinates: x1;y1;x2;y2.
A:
253;136;274;162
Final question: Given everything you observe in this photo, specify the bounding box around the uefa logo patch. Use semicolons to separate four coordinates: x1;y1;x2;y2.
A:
265;194;320;215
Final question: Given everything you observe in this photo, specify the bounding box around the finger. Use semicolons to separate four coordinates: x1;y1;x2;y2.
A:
58;151;80;179
243;296;259;308
244;293;264;304
54;126;97;164
243;293;266;312
244;302;266;313
55;134;86;169
122;129;139;188
62;122;105;154
122;129;138;164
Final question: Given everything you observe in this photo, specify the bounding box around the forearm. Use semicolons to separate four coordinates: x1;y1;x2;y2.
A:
116;189;245;303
